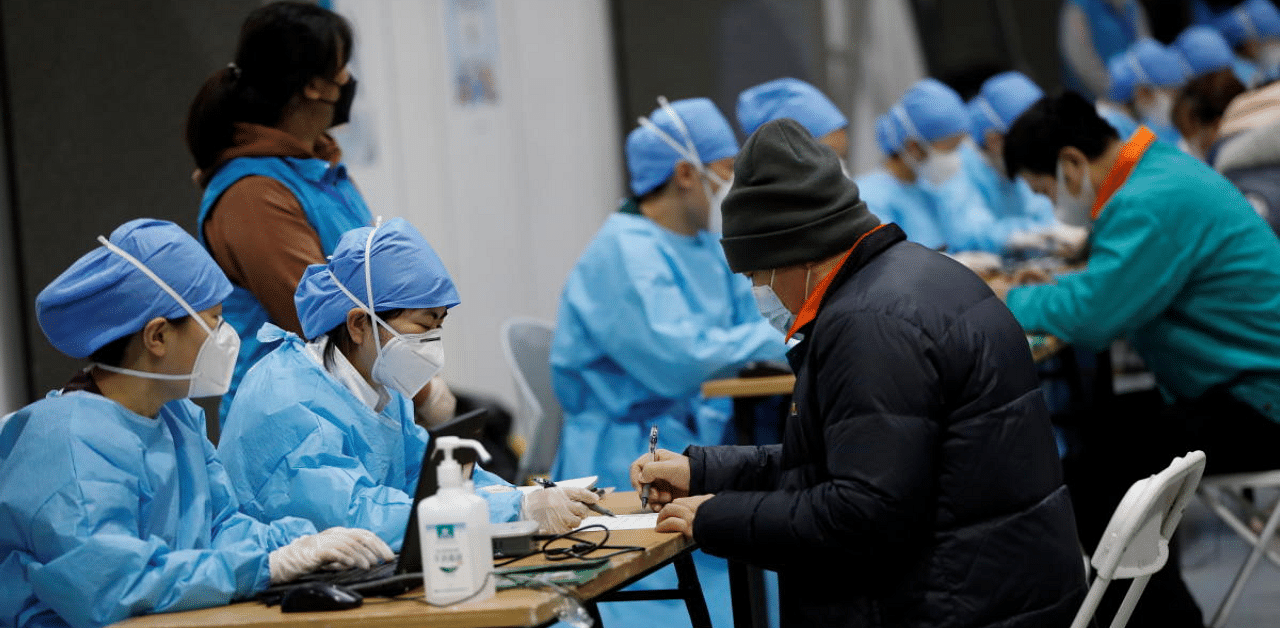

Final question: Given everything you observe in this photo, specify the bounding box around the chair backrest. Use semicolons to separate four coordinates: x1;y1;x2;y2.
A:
499;317;562;483
1070;449;1207;628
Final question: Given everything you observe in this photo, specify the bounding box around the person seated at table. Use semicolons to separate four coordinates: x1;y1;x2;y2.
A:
996;92;1280;628
736;77;849;172
219;218;596;549
550;96;787;628
0;219;392;628
854;78;1003;253
1097;39;1191;144
962;71;1084;256
633;118;1086;628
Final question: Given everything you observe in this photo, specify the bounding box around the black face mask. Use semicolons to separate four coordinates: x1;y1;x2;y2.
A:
324;76;357;127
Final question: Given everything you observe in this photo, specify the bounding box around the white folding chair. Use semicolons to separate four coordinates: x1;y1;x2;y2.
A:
1071;450;1208;628
1195;469;1280;627
499;317;563;485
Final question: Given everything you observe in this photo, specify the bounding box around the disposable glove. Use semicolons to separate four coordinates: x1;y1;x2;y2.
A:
269;527;395;584
521;487;598;534
1006;229;1052;251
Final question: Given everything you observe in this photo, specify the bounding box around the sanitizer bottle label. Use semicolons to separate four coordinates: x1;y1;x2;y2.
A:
426;523;475;598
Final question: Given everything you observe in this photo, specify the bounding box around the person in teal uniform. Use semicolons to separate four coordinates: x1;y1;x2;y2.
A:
1060;0;1151;100
219;219;597;549
735;77;849;171
186;2;381;425
0;220;391;628
1100;39;1191;144
962;71;1074;255
855;79;1002;253
551;96;787;628
997;92;1280;628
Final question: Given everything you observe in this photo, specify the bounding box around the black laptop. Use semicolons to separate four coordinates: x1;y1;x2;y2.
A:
257;407;490;600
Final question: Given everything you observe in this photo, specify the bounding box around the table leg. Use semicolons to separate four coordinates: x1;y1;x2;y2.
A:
674;552;712;628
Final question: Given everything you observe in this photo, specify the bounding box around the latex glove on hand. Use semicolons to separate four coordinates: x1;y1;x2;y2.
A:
629;449;691;512
268;527;394;584
1006;229;1053;252
523;486;599;534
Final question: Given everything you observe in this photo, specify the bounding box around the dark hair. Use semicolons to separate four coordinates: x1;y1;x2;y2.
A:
1175;69;1246;127
321;308;404;370
185;1;353;181
89;316;191;367
1003;91;1120;177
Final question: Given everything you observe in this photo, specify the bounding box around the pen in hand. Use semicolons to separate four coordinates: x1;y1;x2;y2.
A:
640;426;659;510
534;477;615;517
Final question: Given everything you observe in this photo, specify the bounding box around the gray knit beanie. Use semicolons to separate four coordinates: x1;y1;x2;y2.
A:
720;118;880;273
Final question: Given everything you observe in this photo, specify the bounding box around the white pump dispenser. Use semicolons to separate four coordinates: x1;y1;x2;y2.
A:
418;436;495;605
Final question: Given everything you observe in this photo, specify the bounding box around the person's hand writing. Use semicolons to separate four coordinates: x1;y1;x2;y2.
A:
630;448;690;511
655;495;715;539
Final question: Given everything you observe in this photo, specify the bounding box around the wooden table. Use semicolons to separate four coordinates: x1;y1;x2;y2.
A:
113;492;701;628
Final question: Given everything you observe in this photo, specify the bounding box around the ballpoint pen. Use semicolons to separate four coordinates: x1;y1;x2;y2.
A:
639;426;658;510
533;477;615;517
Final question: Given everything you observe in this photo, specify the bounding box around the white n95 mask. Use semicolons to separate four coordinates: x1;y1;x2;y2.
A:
92;237;241;398
370;325;444;399
1054;159;1096;227
918;148;963;186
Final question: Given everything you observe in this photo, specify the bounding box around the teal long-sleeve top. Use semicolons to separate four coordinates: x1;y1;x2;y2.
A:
1006;135;1280;420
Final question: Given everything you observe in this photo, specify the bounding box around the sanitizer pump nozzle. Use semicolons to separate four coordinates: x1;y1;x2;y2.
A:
419;436;495;605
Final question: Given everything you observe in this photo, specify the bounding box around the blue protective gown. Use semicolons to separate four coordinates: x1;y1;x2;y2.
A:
218;324;519;549
1006;139;1280;420
855;168;1004;253
0;391;315;628
551;207;787;628
218;325;522;551
959;143;1057;236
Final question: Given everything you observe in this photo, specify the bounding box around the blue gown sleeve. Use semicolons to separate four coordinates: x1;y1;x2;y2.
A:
568;230;787;400
23;422;296;627
932;176;1007;253
1005;203;1192;350
473;467;524;523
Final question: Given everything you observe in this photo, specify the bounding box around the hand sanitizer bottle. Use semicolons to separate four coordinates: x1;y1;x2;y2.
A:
418;436;495;605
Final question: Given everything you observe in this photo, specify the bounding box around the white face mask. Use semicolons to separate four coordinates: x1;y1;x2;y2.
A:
919;148;963;185
751;269;808;336
370;324;444;399
330;223;446;399
1054;158;1096;227
702;171;732;234
92;237;240;399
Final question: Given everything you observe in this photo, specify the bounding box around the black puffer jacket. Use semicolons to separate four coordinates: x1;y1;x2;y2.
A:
688;225;1086;628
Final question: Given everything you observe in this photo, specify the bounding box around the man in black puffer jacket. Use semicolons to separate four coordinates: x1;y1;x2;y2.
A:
631;118;1086;627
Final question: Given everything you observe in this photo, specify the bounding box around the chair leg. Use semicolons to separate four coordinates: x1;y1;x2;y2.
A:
1210;487;1280;627
1110;574;1152;628
1071;578;1111;628
1199;486;1280;568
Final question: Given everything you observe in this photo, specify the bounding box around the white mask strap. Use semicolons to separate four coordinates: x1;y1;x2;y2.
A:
891;104;925;144
974;96;1006;133
637;96;716;180
1128;53;1153;86
96;236;212;335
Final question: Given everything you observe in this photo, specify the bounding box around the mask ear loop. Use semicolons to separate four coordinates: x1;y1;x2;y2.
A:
891;104;929;169
636;97;728;189
974;96;1007;134
363;219;382;361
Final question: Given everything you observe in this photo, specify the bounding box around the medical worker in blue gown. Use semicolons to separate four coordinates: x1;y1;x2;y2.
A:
0;220;392;628
219;219;596;549
962;71;1083;255
1213;0;1280;87
1098;39;1190;144
736;77;849;170
551;96;787;628
854;79;1002;253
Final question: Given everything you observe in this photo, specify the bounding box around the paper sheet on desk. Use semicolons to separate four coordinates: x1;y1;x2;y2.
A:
517;475;600;495
578;512;659;531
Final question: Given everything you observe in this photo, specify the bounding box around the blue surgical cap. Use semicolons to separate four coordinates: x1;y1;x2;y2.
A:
626;97;739;196
1107;39;1192;102
735;78;848;139
295;217;459;340
36;219;232;359
891;79;969;145
1214;0;1280;46
1174;26;1235;76
968;72;1045;147
874;113;906;156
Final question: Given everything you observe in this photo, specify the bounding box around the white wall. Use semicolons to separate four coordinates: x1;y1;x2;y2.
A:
333;0;622;408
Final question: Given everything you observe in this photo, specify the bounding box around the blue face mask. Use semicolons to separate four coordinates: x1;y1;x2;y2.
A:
751;269;806;336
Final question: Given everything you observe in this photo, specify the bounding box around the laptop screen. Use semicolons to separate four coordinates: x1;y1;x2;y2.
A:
396;407;489;574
